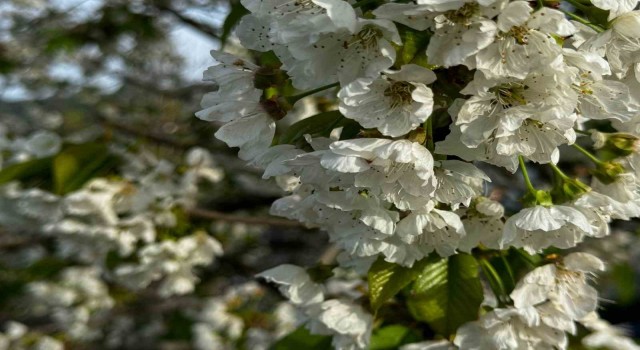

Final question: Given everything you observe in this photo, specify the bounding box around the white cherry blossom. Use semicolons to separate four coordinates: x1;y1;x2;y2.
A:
326;138;437;210
582;11;640;80
476;2;576;79
457;197;505;252
454;306;567;350
563;49;638;122
510;252;605;320
591;0;640;20
256;264;325;306
114;232;223;297
396;201;466;258
501;205;593;253
425;0;504;67
240;0;357;45
338;64;436;137
285;19;401;88
580;312;640;350
434;160;489;208
195;52;277;161
305;299;373;350
453;67;578;166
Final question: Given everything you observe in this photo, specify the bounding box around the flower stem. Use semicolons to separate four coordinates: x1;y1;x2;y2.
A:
425;117;434;152
286;82;339;105
559;8;605;33
518;156;536;194
480;259;508;305
564;0;589;11
500;251;516;289
573;143;605;165
574;128;591;136
549;163;570;180
537;0;545;9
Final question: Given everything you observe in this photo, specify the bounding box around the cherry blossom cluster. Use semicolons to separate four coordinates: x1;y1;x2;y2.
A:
0;132;226;343
197;0;640;348
2;116;337;348
1;145;224;295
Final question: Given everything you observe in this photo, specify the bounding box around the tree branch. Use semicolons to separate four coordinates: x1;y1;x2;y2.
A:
187;207;307;228
121;75;212;99
0;235;47;249
97;114;197;149
156;4;221;41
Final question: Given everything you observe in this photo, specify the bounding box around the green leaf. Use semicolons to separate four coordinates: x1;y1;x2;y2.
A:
45;31;82;53
221;1;249;47
306;264;336;283
393;24;431;69
337;118;362;140
62;153;119;194
482;248;541;298
478;258;508;305
0;142;118;194
407;253;483;337
278;110;344;145
0;257;69;304
53;143;116;194
611;263;637;305
270;327;332;350
163;311;194;341
259;51;284;69
156;207;193;241
0;157;54;185
582;5;610;29
52;152;80;194
368;257;429;311
370;325;421;350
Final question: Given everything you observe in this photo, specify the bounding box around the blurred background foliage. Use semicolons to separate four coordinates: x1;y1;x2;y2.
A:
1;1;640;349
0;1;331;349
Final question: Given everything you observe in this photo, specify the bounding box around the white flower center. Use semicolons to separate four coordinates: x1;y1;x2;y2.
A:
443;3;479;25
348;25;383;50
384;81;415;109
507;25;530;45
574;79;594;95
490;82;529;107
375;161;418;185
522;118;544;128
274;0;322;15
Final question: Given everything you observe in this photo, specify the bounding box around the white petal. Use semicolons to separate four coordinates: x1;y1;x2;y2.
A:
563;252;605;273
497;1;532;32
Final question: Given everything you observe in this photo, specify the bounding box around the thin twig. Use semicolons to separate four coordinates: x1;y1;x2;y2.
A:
518;156;536;194
0;236;47;249
98;116;196;149
121;75;212;99
155;4;221;40
187;207;306;228
318;244;340;264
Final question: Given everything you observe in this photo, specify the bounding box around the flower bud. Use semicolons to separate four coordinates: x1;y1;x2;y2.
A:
593;131;640;159
406;127;427;144
591;161;626;184
551;177;591;204
522;189;553;207
609;134;638;152
261;98;289;120
590;130;607;149
254;67;284;89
